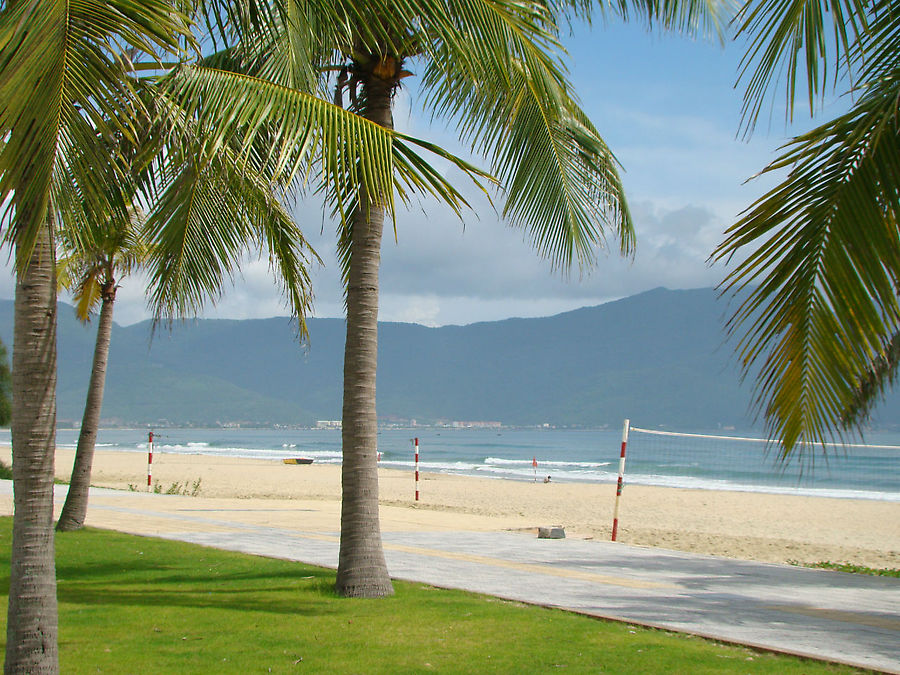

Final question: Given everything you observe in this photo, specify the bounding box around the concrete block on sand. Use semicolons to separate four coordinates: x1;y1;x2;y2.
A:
538;526;566;539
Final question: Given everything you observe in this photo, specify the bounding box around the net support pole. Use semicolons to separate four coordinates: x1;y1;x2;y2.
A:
611;419;629;541
147;430;154;492
414;437;420;501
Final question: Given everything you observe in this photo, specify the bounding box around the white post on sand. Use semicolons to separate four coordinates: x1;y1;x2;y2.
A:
611;419;630;541
147;430;154;492
414;437;420;501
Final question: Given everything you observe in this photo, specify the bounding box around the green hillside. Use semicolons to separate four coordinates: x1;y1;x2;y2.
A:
3;287;897;429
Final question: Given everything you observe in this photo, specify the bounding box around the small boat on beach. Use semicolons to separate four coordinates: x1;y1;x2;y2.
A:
282;457;314;465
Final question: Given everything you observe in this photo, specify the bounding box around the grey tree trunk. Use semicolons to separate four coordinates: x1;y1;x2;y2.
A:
5;222;60;674
335;66;395;598
56;288;115;531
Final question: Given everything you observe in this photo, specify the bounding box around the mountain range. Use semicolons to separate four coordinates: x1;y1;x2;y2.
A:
2;287;898;430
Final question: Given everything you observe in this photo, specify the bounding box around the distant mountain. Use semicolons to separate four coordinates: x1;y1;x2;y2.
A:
2;287;898;430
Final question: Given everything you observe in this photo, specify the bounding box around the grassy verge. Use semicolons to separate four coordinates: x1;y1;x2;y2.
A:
791;561;900;578
0;518;867;674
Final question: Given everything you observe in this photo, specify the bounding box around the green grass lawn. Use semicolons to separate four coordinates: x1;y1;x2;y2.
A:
0;517;868;674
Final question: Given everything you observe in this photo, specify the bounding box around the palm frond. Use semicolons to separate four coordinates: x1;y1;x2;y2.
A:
842;330;900;427
142;114;321;332
0;0;190;266
73;273;104;322
161;64;399;220
164;63;494;253
714;62;900;452
327;133;495;295
419;0;635;270
600;0;731;37
733;0;871;136
200;0;347;96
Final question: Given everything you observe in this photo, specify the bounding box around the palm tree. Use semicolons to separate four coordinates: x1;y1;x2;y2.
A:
55;210;147;532
188;0;725;597
713;0;900;453
0;1;407;669
0;2;189;669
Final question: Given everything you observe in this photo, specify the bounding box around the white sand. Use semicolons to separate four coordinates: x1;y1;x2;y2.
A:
1;446;897;568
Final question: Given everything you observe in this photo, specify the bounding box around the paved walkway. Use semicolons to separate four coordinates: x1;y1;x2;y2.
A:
2;482;898;673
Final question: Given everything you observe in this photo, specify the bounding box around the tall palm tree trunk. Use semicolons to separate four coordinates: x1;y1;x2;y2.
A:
335;65;395;598
56;289;115;532
5;221;60;674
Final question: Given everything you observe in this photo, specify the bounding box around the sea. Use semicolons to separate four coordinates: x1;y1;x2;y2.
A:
2;426;897;502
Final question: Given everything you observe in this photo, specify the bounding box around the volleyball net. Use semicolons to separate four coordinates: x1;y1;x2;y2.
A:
608;421;900;541
621;424;900;497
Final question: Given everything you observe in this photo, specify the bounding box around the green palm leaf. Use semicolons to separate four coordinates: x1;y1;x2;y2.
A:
715;61;900;450
162;64;398;216
0;0;189;266
142;128;319;332
418;0;635;269
842;330;900;426
733;0;871;135
601;0;730;34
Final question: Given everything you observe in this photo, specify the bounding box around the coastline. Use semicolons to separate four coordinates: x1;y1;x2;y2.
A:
1;445;897;569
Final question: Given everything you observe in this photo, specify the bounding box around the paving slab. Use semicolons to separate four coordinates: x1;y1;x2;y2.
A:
1;482;897;673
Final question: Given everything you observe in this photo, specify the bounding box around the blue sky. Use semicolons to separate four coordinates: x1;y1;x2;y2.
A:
1;16;835;327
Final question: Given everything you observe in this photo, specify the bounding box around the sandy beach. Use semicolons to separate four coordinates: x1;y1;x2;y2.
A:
1;445;897;569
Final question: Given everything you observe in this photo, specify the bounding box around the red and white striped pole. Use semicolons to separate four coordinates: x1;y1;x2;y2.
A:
611;419;629;541
414;437;420;501
147;430;154;492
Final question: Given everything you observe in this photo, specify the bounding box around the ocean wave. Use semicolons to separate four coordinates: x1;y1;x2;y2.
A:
624;473;900;501
281;450;342;460
386;460;475;472
477;464;618;482
484;456;611;469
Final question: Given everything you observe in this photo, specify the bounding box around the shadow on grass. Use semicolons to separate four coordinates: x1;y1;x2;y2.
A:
0;518;345;617
55;578;343;617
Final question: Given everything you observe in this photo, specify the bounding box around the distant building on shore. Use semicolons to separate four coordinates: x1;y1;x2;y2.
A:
451;420;502;429
316;420;342;430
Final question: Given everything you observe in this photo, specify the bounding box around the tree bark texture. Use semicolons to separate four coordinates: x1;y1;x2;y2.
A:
335;66;395;598
5;222;60;674
56;289;115;531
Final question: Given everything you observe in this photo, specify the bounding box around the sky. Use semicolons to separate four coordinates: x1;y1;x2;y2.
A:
0;17;840;327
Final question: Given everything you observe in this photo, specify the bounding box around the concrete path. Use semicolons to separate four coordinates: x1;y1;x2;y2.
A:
2;482;898;673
